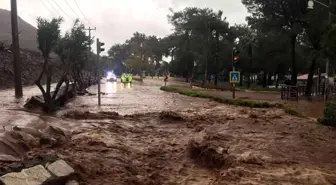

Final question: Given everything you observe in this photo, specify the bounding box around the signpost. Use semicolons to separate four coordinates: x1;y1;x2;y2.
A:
231;47;240;99
230;71;240;99
164;74;168;86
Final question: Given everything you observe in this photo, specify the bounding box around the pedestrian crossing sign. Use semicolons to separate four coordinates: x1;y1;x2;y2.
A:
229;71;240;83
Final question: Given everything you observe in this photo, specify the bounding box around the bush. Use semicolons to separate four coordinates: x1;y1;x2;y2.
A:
160;86;281;108
319;101;336;127
283;107;301;117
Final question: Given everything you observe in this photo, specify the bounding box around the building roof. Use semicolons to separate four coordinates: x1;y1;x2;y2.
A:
297;73;327;80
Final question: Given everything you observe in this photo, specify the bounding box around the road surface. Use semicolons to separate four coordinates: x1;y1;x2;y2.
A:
61;78;212;115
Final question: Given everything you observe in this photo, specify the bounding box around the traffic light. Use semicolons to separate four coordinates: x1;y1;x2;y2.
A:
233;56;239;64
232;47;240;66
97;38;105;54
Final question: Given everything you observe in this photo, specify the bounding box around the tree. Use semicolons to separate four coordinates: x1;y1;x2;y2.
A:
36;17;64;112
301;1;330;96
242;0;308;85
167;7;231;83
64;20;91;90
54;19;91;92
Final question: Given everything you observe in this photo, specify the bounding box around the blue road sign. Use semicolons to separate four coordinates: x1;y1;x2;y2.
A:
229;71;240;83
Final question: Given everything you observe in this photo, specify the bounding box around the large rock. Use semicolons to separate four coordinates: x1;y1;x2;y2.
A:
46;159;74;177
0;165;51;185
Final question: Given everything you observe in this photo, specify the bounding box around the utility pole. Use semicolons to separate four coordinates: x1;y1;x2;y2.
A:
232;48;236;99
11;0;23;98
84;27;96;57
84;27;96;82
96;38;105;106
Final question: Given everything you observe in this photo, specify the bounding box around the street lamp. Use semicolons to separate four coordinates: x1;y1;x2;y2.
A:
308;0;314;9
307;0;330;9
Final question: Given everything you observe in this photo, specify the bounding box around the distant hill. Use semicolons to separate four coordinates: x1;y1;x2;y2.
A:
0;9;62;89
0;8;38;51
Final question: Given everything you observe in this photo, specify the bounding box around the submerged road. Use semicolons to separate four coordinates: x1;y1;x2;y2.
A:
0;78;214;131
62;78;212;115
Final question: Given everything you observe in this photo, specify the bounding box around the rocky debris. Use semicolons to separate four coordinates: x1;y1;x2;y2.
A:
159;111;185;121
63;111;120;120
0;165;51;185
0;160;76;185
0;125;69;167
187;135;236;169
46;160;74;177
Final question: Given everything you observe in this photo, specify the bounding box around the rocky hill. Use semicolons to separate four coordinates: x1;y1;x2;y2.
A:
0;8;38;51
0;9;61;88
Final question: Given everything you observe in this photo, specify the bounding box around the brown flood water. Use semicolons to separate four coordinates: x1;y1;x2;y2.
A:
0;79;335;185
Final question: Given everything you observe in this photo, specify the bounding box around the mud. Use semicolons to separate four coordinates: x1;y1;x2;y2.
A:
63;111;120;120
0;80;335;184
0;107;334;185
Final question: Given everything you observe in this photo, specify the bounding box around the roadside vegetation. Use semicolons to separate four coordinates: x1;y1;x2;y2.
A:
35;18;96;112
160;85;303;116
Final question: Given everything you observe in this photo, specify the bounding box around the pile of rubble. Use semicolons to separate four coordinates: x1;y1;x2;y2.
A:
0;159;78;185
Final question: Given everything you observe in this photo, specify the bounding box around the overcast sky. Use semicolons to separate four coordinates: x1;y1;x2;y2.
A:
0;0;248;53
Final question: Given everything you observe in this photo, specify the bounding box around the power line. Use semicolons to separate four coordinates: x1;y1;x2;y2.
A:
51;0;71;19
45;0;60;17
64;0;80;19
39;0;56;17
72;0;93;26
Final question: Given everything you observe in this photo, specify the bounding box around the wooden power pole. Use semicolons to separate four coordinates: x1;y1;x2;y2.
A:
85;27;96;57
11;0;23;98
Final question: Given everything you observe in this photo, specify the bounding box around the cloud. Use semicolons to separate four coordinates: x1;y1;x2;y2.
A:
0;0;248;53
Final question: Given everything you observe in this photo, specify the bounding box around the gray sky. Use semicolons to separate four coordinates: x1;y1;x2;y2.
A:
0;0;248;53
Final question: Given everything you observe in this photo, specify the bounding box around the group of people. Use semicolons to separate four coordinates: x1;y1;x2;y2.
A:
121;73;133;83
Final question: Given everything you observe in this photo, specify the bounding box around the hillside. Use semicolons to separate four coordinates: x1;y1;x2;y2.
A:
0;9;61;88
0;8;38;51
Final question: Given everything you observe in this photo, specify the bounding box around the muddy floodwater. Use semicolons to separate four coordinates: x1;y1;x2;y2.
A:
62;79;210;115
0;79;335;185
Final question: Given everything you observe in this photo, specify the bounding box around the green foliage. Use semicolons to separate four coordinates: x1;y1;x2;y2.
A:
160;86;281;108
283;107;302;117
54;19;92;90
108;32;165;76
319;101;336;127
323;25;336;59
36;17;63;58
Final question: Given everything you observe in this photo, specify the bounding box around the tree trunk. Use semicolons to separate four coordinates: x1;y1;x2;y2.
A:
247;43;252;88
276;74;280;88
35;58;47;101
51;72;66;101
45;65;52;113
290;35;297;86
267;73;272;86
214;74;218;86
305;54;317;96
262;72;267;88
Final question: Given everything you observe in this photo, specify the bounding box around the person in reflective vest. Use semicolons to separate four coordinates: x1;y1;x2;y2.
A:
121;73;126;83
128;74;133;83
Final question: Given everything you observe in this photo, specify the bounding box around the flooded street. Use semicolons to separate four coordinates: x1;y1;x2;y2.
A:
62;79;212;115
0;79;335;185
